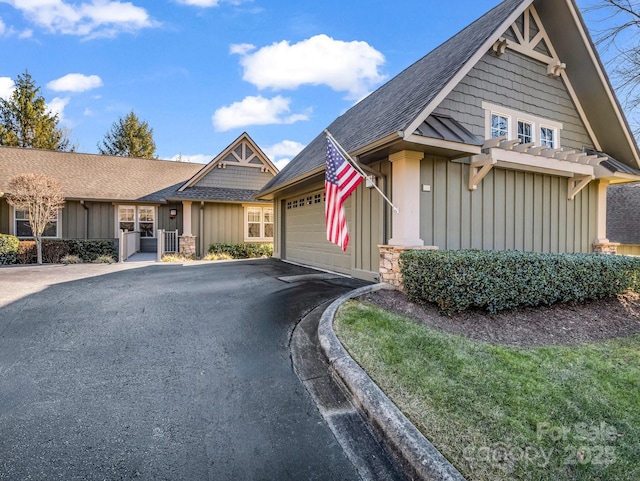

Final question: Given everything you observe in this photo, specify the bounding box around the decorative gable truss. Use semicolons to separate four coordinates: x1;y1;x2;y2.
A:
215;139;276;174
469;4;609;199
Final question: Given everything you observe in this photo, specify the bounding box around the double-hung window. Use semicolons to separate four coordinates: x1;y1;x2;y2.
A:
14;209;59;238
491;113;509;139
118;205;156;237
245;206;274;241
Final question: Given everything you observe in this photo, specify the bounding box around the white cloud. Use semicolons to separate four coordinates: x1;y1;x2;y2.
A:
229;42;254;55
0;17;5;35
47;73;103;92
233;34;386;99
212;95;310;131
2;0;157;38
263;139;305;170
0;77;15;99
47;96;70;120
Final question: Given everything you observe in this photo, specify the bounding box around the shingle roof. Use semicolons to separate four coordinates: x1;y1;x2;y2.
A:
169;186;270;203
584;148;640;176
258;0;526;195
0;146;204;202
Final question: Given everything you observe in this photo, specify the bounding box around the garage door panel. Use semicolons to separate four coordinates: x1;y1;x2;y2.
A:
284;189;352;274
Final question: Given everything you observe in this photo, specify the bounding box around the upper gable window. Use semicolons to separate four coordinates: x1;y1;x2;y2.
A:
491;114;509;139
517;120;533;144
483;102;562;149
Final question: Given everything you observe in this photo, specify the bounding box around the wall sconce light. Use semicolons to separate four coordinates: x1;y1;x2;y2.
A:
169;208;177;218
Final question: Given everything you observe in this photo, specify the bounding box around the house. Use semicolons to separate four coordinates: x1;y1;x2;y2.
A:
0;132;277;258
256;0;640;282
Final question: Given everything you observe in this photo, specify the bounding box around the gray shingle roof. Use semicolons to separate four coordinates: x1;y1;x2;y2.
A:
169;186;270;203
0;146;271;204
0;146;204;202
258;0;526;195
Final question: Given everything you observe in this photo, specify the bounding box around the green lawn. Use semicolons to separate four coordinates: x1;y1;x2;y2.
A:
334;301;640;481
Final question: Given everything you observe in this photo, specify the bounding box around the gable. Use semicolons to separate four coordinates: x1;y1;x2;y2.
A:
180;133;277;193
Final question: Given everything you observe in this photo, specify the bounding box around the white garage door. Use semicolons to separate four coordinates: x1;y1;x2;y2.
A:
283;190;352;274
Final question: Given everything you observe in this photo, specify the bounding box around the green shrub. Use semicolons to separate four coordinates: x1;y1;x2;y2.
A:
208;243;273;259
401;249;640;314
42;241;70;263
65;239;117;262
61;254;82;264
0;234;19;265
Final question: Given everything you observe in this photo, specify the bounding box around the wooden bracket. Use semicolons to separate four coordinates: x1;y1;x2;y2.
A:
568;175;594;200
469;153;496;191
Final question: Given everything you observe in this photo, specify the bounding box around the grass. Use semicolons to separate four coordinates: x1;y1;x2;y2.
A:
334;300;640;481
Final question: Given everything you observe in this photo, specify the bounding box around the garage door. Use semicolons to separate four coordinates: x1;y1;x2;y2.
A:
283;189;352;275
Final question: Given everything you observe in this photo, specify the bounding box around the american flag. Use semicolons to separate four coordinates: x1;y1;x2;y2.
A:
325;136;363;251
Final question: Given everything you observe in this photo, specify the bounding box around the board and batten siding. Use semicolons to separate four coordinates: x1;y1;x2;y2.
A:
61;201;114;239
420;157;598;253
432;49;595;153
195;165;273;191
195;203;245;254
0;199;9;234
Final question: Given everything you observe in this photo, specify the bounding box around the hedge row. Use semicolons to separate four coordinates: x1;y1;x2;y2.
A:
208;242;273;259
0;237;117;265
0;234;19;265
400;249;640;314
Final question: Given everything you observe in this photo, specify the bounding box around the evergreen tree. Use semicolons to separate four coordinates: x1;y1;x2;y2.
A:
0;70;73;151
98;110;157;158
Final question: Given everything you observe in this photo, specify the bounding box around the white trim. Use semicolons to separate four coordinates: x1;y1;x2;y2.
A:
403;1;533;138
243;205;274;242
116;204;157;238
404;134;482;155
13;207;61;239
483;102;562;149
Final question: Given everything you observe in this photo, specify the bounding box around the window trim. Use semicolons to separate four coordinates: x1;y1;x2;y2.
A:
243;205;274;242
483;102;562;149
116;205;156;238
12;206;61;239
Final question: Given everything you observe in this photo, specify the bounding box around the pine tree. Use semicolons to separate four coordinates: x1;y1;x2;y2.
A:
0;70;73;151
98;110;157;158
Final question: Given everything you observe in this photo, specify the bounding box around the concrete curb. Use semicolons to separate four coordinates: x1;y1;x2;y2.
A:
318;283;467;481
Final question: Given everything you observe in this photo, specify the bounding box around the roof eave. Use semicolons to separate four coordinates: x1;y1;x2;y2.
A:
255;165;325;200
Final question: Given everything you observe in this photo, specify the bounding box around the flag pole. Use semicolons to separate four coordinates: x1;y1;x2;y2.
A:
324;129;399;213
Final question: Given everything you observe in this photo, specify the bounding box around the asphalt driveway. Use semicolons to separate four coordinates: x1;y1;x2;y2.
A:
0;259;368;480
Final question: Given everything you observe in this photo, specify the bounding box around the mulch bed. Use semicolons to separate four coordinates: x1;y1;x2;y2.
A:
359;289;640;347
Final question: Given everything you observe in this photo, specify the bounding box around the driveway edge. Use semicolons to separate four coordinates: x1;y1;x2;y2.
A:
318;283;467;481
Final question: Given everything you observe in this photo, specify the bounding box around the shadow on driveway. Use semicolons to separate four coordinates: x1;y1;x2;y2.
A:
0;259;368;480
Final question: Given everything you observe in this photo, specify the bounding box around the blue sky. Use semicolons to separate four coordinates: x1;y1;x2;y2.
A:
0;0;626;169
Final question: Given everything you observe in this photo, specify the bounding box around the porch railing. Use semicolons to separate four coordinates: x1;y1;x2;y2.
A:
157;229;179;260
119;230;140;262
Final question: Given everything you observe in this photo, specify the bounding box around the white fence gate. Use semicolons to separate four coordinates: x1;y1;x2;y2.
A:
157;229;179;260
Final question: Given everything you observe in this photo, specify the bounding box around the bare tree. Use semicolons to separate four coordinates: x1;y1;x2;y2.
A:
588;1;640;137
5;173;65;264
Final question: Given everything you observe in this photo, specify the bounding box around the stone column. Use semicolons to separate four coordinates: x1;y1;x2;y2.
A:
388;150;424;247
179;235;197;257
378;245;438;290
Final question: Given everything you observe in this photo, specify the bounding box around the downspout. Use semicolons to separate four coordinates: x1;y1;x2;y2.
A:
80;200;89;239
200;201;205;257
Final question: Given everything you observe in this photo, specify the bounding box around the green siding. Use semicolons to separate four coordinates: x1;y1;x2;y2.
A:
420;157;598;253
432;49;595;152
199;203;245;248
0;199;9;234
196;165;273;191
158;204;182;234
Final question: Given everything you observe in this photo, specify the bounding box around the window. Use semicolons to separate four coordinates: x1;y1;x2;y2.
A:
483;102;562;149
245;206;274;241
491;113;509;138
517;120;533;144
138;206;155;238
540;126;556;148
118;205;155;237
14;209;58;238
